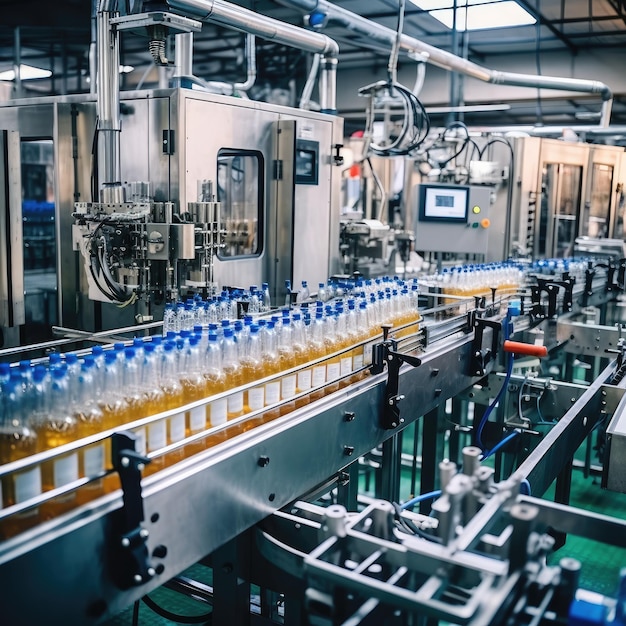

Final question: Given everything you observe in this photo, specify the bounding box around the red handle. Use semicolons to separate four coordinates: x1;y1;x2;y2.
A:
503;340;548;358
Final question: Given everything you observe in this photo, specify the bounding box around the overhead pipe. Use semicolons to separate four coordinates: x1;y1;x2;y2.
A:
164;0;339;111
275;0;613;126
234;33;256;92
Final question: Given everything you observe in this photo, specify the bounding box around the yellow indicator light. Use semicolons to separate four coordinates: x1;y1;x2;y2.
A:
472;206;481;214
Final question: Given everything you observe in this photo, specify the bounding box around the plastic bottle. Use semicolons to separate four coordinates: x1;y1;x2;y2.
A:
284;279;292;308
260;320;281;421
74;357;105;503
278;316;297;415
241;324;264;421
262;282;271;312
309;311;327;401
297;280;310;304
318;282;327;303
37;366;79;519
292;312;311;408
323;308;341;394
0;368;41;536
221;328;244;420
204;332;228;446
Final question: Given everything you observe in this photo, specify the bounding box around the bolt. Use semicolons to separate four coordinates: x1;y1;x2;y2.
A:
121;457;130;467
388;399;394;406
258;455;270;468
134;575;143;584
343;446;355;456
571;397;576;403
431;368;440;377
147;567;156;577
121;537;130;547
583;417;588;427
137;463;145;472
344;411;356;422
391;422;397;428
140;528;149;538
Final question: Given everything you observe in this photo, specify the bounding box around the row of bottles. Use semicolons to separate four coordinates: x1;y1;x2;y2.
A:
0;277;421;538
421;262;524;302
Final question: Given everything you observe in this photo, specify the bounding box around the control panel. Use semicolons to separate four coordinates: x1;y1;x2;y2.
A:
413;183;492;254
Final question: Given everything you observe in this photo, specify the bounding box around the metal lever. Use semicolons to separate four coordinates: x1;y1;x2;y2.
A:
110;431;155;589
371;324;422;429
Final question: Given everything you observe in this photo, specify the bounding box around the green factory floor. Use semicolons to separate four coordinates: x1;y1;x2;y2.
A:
104;428;626;625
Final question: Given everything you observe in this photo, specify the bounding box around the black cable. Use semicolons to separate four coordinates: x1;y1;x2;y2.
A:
141;594;213;624
132;600;140;626
392;502;442;543
90;116;100;202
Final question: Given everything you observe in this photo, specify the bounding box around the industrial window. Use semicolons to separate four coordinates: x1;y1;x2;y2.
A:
216;149;263;258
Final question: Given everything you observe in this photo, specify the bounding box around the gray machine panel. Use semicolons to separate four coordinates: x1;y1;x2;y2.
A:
413;183;492;255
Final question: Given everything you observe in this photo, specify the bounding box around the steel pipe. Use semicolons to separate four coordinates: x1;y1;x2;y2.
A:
167;0;338;56
276;0;613;127
234;33;256;92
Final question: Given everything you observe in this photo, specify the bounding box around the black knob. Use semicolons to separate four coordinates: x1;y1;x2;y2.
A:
258;455;270;467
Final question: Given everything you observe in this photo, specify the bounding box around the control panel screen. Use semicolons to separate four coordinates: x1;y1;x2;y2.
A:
420;185;469;222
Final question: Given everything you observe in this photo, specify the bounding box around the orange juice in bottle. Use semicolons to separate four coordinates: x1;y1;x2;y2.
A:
260;320;281;422
222;328;244;420
241;324;264;427
203;332;229;447
278;316;297;416
37;365;79;521
323;307;341;395
309;310;327;401
74;356;106;504
0;367;41;538
292;312;311;408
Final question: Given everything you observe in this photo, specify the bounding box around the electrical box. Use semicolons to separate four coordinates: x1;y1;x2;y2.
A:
413;183;492;254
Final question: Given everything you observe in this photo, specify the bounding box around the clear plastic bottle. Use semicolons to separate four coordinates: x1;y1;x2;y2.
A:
0;368;41;537
262;282;271;312
292;312;311;408
178;336;205;457
204;332;228;446
323;308;341;394
241;324;264;422
278;316;297;416
317;282;327;303
297;280;310;304
36;366;79;519
284;279;292;308
260;320;281;421
74;356;105;503
309;311;327;401
222;328;244;420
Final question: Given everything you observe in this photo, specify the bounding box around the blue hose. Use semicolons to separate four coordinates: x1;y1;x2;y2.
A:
400;489;442;511
481;430;520;460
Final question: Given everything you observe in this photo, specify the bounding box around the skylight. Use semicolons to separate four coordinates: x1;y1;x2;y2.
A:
0;64;52;81
410;0;536;31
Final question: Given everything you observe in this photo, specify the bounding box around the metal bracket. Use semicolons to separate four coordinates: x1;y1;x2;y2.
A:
529;275;574;320
110;431;155;589
371;324;422;429
469;314;501;377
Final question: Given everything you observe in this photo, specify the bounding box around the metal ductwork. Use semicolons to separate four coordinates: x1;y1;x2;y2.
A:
164;0;339;111
275;0;613;127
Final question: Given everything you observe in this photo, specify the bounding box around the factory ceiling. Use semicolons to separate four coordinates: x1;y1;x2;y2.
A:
0;0;625;128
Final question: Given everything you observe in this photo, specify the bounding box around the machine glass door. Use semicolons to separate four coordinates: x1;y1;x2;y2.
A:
21;138;58;341
540;163;582;258
584;163;613;239
217;150;263;258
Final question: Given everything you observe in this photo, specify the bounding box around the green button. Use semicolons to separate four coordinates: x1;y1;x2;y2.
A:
472;222;479;228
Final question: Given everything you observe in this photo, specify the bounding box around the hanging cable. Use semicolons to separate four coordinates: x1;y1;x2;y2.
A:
481;430;520;461
359;0;430;157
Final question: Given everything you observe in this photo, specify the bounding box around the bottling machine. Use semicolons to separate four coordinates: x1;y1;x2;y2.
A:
1;1;626;625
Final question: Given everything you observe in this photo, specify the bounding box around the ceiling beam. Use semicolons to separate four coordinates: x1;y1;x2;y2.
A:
514;0;578;53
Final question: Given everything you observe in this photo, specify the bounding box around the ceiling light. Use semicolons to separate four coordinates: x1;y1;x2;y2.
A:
410;0;536;31
0;64;52;81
